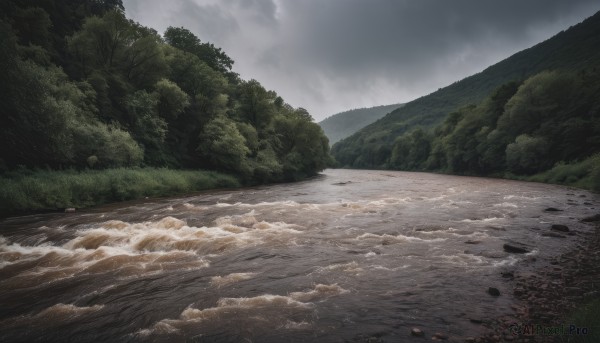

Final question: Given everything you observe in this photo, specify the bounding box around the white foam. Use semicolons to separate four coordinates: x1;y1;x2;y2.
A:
210;272;257;287
140;284;346;335
314;261;363;274
459;217;502;223
492;255;520;267
439;253;486;266
289;284;349;302
503;195;541;200
0;215;304;287
355;233;446;244
493;202;519;208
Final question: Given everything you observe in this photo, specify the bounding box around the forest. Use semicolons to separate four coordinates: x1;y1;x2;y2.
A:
387;70;600;190
332;10;600;191
0;0;332;215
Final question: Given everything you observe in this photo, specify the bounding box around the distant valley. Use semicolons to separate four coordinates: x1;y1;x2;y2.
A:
318;104;403;144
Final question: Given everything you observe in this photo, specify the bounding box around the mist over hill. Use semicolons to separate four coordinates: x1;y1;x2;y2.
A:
318;104;403;144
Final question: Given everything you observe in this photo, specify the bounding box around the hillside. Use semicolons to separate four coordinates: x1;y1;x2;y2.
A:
318;104;403;144
0;0;332;215
332;10;600;168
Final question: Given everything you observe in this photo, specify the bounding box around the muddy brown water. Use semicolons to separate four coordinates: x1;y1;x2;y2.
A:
1;169;598;342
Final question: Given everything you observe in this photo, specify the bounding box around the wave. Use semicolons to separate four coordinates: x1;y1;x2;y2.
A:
210;272;257;287
355;232;447;244
138;284;347;337
0;214;302;288
1;303;104;327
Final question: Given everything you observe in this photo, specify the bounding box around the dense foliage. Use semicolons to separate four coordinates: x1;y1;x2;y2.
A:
0;168;240;216
332;11;600;173
0;0;331;184
318;104;403;145
331;10;600;191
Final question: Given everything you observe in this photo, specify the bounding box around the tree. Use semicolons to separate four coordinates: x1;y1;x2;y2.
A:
153;79;190;119
164;26;233;73
505;134;550;175
197;115;250;174
236;79;276;129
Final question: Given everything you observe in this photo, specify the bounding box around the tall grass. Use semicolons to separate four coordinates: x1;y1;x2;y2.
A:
525;154;600;192
0;168;240;217
556;298;600;343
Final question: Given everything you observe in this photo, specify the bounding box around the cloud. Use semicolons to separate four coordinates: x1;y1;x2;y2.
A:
123;0;600;121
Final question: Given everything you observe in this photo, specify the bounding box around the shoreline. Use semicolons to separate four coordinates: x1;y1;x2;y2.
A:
473;216;600;343
0;168;242;220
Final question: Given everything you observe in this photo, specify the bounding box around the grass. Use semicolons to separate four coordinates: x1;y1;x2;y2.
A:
0;168;241;217
505;154;600;192
557;297;600;343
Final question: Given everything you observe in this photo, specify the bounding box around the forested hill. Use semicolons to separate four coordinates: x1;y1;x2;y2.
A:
318;104;403;144
332;10;600;169
0;0;331;183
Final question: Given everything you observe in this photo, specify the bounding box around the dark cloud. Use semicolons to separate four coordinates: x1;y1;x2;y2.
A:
123;0;600;121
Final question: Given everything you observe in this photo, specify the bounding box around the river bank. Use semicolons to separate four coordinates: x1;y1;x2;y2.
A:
473;215;600;343
0;168;241;218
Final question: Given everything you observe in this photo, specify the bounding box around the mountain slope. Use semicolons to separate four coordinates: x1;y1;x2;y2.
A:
332;10;600;168
318;104;403;144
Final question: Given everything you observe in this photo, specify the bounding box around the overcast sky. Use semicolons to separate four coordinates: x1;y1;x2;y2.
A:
123;0;600;122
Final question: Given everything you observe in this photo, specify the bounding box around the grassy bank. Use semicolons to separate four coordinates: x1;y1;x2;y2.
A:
0;168;241;217
509;154;600;192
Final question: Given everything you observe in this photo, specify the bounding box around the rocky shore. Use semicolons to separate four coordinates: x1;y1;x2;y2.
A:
470;214;600;343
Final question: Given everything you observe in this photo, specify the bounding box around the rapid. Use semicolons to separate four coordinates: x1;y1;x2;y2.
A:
1;169;598;342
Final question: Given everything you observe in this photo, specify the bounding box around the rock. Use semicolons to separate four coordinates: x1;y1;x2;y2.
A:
581;214;600;222
465;338;476;343
544;207;562;212
501;271;514;278
503;244;530;254
332;181;351;185
64;207;76;213
432;332;448;340
469;318;483;324
488;287;501;296
542;232;566;238
465;240;481;244
411;328;424;337
551;224;570;232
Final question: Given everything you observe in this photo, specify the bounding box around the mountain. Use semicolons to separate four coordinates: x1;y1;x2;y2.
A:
318;104;403;144
332;10;600;168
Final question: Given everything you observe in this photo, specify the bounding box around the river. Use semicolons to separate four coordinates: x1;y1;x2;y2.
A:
1;169;598;342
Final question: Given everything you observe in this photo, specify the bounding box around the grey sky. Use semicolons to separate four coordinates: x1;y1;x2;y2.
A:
123;0;600;121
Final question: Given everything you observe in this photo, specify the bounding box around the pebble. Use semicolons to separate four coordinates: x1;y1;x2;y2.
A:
488;287;500;296
447;218;600;343
432;332;448;340
411;328;424;337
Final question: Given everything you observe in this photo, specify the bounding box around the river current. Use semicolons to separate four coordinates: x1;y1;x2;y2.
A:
0;169;598;342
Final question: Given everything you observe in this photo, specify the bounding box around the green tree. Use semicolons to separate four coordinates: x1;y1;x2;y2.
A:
197;115;250;174
164;26;233;73
153;78;190;119
505;134;551;175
